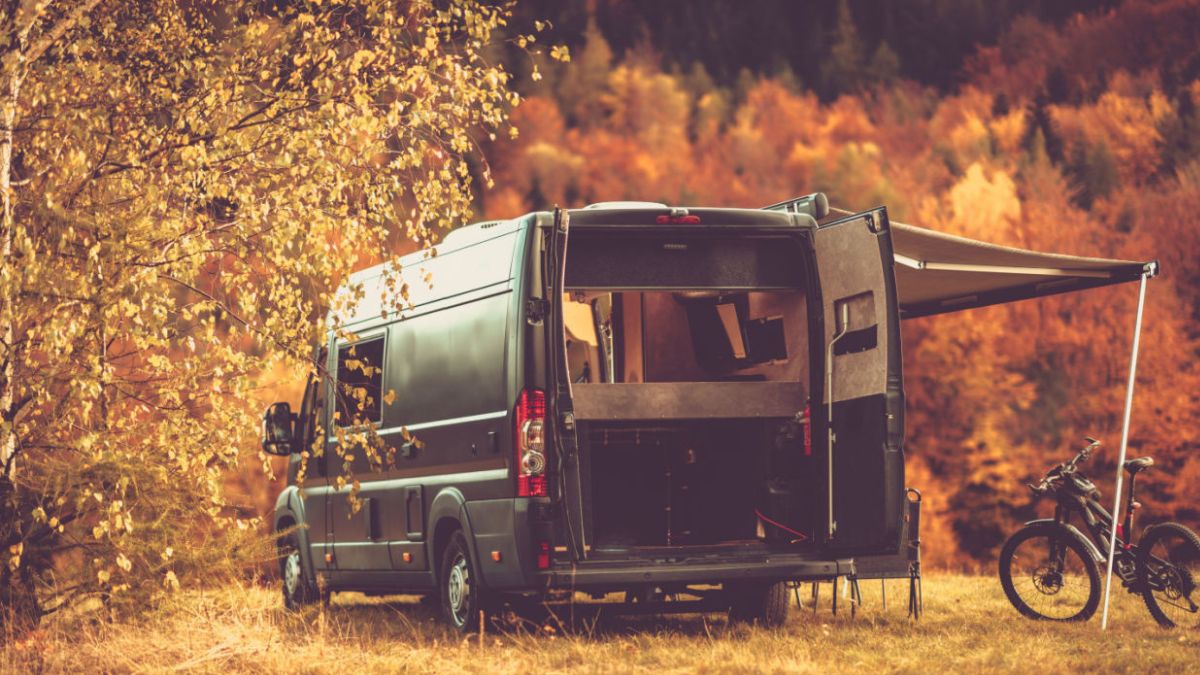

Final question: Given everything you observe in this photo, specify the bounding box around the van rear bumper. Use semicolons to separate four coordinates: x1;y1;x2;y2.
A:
540;556;856;589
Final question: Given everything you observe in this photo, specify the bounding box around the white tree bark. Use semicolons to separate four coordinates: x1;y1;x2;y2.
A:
0;0;100;480
0;51;25;483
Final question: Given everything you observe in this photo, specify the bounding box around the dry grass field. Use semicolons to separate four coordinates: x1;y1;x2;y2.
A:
2;574;1195;673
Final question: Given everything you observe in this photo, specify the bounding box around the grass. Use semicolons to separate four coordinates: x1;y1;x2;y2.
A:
2;574;1195;673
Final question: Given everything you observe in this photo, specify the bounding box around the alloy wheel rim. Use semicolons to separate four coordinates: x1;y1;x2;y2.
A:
284;550;301;597
448;553;470;625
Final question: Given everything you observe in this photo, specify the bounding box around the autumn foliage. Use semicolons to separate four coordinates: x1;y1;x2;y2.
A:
479;0;1200;569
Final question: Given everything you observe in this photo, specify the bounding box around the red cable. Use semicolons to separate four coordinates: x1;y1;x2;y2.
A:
755;508;809;542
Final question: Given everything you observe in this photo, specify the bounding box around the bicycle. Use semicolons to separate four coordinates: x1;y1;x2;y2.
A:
998;437;1200;627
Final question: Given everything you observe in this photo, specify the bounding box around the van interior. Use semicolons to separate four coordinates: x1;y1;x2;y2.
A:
563;287;819;553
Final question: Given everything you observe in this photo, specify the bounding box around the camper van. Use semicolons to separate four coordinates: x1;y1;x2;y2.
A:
260;196;921;629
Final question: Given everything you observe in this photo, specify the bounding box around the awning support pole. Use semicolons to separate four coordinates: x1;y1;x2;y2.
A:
1100;271;1149;630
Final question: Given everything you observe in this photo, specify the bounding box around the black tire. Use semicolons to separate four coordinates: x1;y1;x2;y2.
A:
439;531;492;632
999;523;1101;622
1137;522;1200;629
278;531;321;610
727;581;789;627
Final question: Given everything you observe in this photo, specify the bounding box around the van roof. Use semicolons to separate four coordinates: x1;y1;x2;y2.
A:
566;205;808;229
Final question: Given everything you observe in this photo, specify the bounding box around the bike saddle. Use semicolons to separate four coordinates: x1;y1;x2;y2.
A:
1124;456;1154;473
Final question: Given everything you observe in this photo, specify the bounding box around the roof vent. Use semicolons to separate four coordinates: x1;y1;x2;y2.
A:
441;220;504;247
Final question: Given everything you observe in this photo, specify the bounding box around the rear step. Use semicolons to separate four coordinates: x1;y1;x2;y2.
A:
588;541;771;560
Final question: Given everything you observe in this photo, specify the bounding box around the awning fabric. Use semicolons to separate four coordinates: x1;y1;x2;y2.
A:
883;219;1154;318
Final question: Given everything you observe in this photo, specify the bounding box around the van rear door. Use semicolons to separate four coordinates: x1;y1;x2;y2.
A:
545;208;588;560
812;207;905;552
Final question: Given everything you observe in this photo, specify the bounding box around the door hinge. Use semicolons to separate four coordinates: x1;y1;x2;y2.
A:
526;298;549;326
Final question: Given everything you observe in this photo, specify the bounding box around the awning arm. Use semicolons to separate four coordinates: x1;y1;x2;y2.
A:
1100;268;1150;630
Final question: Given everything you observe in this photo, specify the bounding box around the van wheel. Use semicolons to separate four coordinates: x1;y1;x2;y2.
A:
439;531;492;632
279;532;320;610
727;581;789;627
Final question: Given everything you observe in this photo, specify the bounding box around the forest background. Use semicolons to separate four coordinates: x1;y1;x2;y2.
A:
244;0;1200;571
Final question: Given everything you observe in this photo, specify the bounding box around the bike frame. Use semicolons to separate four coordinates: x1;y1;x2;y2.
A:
1051;471;1142;587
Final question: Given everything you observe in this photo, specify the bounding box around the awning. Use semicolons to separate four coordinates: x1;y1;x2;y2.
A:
882;218;1155;318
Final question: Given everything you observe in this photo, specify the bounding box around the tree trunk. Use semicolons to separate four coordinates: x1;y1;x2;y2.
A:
0;70;17;483
0;60;37;641
0;64;18;482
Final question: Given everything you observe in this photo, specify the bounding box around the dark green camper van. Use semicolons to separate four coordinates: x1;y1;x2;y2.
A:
262;197;910;630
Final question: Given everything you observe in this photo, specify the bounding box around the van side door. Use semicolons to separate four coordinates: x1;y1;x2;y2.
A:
812;207;905;552
327;330;392;569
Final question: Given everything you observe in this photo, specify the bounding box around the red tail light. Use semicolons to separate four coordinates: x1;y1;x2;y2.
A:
536;541;551;570
656;214;701;224
515;388;547;497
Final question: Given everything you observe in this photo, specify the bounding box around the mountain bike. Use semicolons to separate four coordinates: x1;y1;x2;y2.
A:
998;437;1200;627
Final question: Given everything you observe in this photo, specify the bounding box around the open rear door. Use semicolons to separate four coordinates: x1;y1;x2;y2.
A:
813;208;905;552
546;208;588;560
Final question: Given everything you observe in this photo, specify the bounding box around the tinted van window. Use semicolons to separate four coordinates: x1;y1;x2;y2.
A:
387;293;508;425
335;337;385;426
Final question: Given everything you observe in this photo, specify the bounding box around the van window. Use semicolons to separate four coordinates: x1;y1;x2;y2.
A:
335;337;385;426
565;290;808;385
386;293;508;425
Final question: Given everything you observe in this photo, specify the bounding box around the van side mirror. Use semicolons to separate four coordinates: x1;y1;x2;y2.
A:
262;402;297;456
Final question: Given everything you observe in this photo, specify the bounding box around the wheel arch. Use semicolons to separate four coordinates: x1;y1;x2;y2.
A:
427;487;483;586
273;485;317;587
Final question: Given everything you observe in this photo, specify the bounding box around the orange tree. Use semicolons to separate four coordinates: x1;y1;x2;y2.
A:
0;0;562;633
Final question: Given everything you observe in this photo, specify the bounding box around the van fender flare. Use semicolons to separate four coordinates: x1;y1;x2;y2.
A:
273;485;317;586
1022;518;1105;563
427;487;484;585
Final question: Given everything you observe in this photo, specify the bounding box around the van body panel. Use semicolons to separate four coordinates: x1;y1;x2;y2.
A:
464;498;538;589
322;468;509;571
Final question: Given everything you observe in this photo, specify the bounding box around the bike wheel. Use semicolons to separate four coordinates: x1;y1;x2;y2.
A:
1137;522;1200;628
999;524;1101;622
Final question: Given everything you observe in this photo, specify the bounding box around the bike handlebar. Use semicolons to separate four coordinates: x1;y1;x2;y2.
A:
1064;437;1101;473
1029;437;1101;495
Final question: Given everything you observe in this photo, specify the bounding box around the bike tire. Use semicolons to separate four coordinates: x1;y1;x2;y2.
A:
999;523;1101;622
1137;522;1200;629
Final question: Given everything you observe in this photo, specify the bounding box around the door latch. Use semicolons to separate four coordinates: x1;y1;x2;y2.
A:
526;298;548;326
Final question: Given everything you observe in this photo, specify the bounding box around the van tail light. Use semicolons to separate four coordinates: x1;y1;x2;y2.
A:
655;214;701;224
515;388;547;497
536;541;551;570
